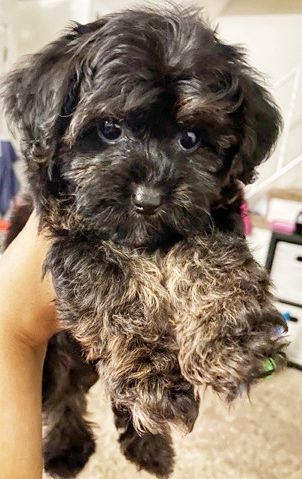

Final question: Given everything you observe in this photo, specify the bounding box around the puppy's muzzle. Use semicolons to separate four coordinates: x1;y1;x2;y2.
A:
133;185;162;215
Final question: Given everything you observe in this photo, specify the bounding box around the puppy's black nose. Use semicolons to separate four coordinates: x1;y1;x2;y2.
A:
133;185;162;215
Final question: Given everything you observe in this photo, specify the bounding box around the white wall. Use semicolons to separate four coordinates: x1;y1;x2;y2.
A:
217;13;302;84
217;10;302;202
12;0;91;58
90;0;230;21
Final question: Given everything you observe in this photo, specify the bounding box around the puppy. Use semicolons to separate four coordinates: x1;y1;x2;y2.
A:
2;7;287;478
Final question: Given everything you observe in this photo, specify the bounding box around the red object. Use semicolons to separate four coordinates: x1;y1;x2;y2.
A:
0;219;11;231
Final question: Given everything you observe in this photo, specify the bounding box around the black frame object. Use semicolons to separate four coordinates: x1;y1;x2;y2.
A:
265;231;302;308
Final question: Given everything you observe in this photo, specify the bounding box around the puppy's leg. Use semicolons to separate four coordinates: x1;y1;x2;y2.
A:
101;331;199;435
42;332;98;478
113;405;175;478
165;233;288;401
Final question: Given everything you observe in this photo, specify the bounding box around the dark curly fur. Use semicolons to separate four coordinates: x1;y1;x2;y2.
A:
2;6;287;478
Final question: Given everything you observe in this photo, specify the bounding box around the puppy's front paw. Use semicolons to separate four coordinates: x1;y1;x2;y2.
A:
178;308;287;401
165;234;288;401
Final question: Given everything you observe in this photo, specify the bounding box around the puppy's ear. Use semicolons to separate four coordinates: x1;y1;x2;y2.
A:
231;72;282;184
0;20;106;199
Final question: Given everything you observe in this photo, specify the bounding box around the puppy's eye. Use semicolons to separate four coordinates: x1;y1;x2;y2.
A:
178;130;200;152
97;120;123;143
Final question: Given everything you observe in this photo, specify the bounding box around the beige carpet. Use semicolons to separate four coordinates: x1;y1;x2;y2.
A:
44;367;302;479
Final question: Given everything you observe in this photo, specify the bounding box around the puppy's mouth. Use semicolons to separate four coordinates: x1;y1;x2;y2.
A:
111;219;183;250
134;204;160;216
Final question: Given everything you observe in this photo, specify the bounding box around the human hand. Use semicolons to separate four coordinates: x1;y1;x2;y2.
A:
0;211;60;346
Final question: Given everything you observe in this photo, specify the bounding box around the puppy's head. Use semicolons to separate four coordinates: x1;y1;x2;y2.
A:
2;8;281;247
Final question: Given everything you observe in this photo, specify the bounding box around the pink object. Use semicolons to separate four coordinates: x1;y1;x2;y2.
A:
241;201;252;235
268;221;296;234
